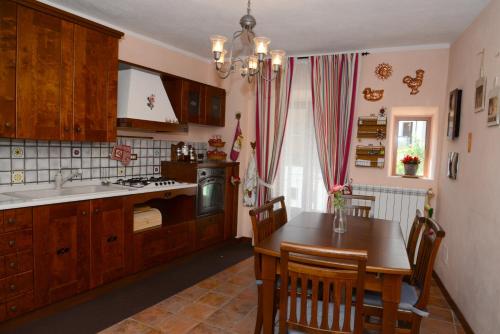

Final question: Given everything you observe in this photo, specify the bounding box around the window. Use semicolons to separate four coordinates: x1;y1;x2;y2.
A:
392;117;431;177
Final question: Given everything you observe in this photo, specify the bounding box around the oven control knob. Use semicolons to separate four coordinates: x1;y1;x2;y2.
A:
155;183;159;186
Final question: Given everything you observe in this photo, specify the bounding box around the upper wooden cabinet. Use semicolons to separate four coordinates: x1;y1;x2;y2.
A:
0;0;122;142
162;74;226;127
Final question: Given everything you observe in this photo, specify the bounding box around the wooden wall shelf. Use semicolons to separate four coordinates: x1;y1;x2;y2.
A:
357;116;387;139
355;145;385;168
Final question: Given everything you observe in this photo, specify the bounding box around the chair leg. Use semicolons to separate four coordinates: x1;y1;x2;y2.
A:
410;315;422;334
254;285;263;334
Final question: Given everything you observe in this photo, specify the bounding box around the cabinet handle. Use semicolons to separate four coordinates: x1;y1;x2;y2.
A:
81;211;87;216
106;235;118;243
9;305;17;312
9;261;16;268
5;122;12;128
9;284;16;291
56;247;70;255
7;217;15;225
8;240;15;247
94;208;100;214
75;126;81;133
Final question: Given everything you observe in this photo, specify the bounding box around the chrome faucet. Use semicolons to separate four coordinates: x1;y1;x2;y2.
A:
54;169;83;189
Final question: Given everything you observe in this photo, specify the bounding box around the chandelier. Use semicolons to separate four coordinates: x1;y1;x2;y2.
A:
209;0;285;82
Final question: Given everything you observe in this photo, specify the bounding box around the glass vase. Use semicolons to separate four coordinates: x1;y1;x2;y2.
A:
334;207;347;233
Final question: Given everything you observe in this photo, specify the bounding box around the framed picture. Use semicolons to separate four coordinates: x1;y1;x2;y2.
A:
447;152;459;179
447;89;462;139
475;77;486;112
487;87;500;126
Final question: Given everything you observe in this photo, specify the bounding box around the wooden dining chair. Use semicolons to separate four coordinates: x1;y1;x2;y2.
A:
249;196;288;334
363;217;446;334
343;194;376;218
406;209;423;270
279;242;368;334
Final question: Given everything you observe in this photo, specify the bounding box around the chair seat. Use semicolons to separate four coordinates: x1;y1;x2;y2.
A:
285;296;356;332
363;282;429;317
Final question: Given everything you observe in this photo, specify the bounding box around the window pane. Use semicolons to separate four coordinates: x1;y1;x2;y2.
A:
395;120;428;176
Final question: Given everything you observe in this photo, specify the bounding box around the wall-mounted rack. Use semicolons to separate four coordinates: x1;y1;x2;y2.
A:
357;116;387;139
355;145;385;168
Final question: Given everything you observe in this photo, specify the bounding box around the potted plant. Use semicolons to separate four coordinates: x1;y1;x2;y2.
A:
401;155;421;176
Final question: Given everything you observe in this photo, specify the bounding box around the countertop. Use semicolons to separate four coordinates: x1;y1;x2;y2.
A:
0;181;197;211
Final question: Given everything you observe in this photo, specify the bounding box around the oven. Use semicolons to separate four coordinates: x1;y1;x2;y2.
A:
196;167;225;217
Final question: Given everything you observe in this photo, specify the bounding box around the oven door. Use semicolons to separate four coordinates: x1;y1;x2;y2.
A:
197;173;225;217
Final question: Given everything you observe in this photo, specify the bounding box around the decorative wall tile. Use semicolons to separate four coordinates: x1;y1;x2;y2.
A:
11;171;24;184
12;147;24;158
117;167;125;177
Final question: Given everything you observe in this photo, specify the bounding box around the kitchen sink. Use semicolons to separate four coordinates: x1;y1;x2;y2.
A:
9;184;128;201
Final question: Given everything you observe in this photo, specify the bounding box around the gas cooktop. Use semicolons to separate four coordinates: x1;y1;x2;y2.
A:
114;177;185;189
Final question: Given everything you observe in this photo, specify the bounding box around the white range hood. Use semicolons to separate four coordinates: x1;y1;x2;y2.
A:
118;68;179;124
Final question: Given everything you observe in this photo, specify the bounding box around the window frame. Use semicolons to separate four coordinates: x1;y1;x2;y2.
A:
391;116;432;178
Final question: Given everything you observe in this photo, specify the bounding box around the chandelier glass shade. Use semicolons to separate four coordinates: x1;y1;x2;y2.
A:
209;0;285;82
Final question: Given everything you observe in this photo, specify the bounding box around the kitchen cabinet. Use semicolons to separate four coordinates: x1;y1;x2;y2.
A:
196;213;224;250
224;164;240;239
74;25;118;142
33;201;91;306
0;1;17;138
0;0;122;142
90;197;132;288
162;73;226;127
205;86;226;126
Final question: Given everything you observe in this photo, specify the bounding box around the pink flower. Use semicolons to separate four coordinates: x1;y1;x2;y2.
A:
332;184;344;193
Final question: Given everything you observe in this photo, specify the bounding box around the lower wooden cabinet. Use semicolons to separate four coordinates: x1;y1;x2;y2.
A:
196;213;224;250
0;292;34;322
133;221;195;272
33;201;91;306
90;197;132;288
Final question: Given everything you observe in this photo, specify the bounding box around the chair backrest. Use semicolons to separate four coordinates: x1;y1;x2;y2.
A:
279;242;367;334
412;217;445;309
406;209;423;265
342;194;376;218
249;196;288;244
265;196;288;229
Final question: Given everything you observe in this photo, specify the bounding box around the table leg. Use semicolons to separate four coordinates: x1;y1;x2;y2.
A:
260;254;277;334
381;274;403;334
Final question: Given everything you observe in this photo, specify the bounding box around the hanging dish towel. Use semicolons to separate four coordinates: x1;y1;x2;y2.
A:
230;113;243;162
243;149;257;207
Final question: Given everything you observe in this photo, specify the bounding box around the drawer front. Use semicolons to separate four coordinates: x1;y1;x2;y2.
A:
1;208;33;233
2;251;33;278
196;214;223;249
4;293;34;320
0;271;33;301
0;230;33;255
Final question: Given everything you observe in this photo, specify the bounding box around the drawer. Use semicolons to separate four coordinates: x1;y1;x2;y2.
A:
196;214;224;249
0;230;33;256
0;250;33;278
1;208;32;233
0;293;34;321
0;271;33;301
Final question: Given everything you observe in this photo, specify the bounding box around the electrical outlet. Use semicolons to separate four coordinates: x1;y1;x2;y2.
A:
117;167;126;177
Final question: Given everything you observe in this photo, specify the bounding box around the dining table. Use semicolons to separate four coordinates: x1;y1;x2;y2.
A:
253;211;412;334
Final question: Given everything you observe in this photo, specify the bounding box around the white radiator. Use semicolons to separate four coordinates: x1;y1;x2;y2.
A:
352;184;427;242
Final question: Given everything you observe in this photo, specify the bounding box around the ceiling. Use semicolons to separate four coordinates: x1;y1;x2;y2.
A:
43;0;489;58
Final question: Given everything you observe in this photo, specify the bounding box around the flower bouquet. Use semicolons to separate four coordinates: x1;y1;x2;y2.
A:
401;155;421;176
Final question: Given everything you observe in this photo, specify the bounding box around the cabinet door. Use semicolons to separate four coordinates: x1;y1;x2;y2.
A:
163;76;185;123
196;214;224;250
0;1;17;138
205;86;226;127
182;81;205;124
90;197;131;288
16;6;74;140
33;202;91;306
224;165;239;240
74;25;118;142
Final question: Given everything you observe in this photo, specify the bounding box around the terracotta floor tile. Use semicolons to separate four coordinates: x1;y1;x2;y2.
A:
204;309;246;330
428;294;450;308
226;274;255;287
420;318;457;334
99;319;161;334
456;325;466;334
197;292;231;308
155;314;199;334
176;285;210;302
156;295;192;314
221;297;257;317
213;282;246;296
196;277;222;290
178;302;218;321
427;305;454;323
187;322;230;334
131;306;174;328
236;285;258;302
231;306;258;334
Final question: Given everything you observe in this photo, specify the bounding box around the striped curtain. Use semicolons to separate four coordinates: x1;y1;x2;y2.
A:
310;54;359;210
256;58;295;206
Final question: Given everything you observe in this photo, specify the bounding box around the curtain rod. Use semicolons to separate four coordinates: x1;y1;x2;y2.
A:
296;52;370;59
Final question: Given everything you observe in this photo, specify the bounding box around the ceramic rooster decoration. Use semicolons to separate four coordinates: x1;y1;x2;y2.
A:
363;87;384;102
403;69;425;95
